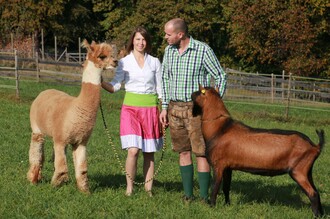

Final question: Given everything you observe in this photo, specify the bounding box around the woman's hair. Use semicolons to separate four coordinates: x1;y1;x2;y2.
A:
126;26;152;54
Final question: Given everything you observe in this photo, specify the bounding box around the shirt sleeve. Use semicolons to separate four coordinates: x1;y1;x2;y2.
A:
155;58;162;99
203;46;227;97
110;59;125;92
161;48;170;110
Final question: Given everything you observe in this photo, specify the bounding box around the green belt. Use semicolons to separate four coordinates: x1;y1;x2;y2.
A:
123;92;158;107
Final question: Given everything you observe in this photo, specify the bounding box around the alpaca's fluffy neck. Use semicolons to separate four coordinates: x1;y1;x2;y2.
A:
78;60;102;106
82;60;103;85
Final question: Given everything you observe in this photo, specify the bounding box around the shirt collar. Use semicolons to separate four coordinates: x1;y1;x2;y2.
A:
169;37;196;52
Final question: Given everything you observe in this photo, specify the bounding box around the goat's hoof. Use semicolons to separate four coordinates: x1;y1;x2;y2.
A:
209;201;216;208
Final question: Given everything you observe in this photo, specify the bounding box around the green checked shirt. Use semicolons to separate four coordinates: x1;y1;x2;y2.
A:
161;37;227;110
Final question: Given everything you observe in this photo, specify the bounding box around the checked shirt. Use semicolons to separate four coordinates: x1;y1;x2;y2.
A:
161;37;227;110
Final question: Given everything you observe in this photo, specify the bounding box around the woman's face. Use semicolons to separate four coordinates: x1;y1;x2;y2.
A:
133;32;146;53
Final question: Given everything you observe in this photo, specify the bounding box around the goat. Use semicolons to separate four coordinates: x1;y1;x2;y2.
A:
191;85;324;217
27;40;117;193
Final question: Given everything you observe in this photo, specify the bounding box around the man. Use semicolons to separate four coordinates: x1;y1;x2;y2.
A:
159;18;227;202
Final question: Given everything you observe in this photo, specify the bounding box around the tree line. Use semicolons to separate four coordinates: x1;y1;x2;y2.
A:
0;0;329;77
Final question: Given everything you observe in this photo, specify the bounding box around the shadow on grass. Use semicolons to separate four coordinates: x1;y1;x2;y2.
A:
216;178;328;213
91;173;126;190
90;173;183;193
90;172;329;215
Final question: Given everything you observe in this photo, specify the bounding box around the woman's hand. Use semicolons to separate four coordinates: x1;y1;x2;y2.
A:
101;81;115;93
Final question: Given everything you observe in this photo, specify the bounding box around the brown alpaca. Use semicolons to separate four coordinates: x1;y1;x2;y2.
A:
191;85;324;217
27;40;117;193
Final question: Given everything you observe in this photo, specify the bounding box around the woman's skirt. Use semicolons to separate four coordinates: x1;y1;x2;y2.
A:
120;92;163;152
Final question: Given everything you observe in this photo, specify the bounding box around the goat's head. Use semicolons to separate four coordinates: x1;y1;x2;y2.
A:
82;39;118;69
191;84;225;117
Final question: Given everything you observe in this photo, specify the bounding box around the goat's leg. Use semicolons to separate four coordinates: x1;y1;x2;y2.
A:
290;169;323;217
210;167;224;206
222;168;232;205
307;168;323;216
51;142;69;187
72;144;89;194
27;133;45;184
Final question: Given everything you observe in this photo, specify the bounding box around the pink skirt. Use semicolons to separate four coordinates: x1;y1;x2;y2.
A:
120;104;163;152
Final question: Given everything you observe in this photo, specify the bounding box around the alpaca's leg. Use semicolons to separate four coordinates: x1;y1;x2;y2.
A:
72;144;89;193
51;142;69;187
27;133;45;184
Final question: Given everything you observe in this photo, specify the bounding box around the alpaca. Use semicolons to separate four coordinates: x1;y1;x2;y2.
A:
27;40;117;193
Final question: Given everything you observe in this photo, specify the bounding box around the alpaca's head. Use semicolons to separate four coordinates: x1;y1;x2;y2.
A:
82;40;118;69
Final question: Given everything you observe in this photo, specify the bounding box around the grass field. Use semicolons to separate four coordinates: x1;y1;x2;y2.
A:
0;78;329;218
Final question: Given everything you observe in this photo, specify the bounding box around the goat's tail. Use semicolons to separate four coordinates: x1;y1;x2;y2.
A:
316;129;325;153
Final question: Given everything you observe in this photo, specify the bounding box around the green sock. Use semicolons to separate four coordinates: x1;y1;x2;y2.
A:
198;171;210;199
180;164;194;197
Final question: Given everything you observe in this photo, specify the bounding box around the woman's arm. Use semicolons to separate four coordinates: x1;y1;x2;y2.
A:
101;80;115;93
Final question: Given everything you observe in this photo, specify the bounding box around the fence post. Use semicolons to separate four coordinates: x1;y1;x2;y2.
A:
313;82;316;101
31;33;35;58
66;49;69;63
78;37;81;63
14;50;20;99
41;29;45;60
55;36;57;61
36;52;40;82
271;73;274;103
282;70;285;101
11;33;14;51
285;73;292;120
239;67;242;89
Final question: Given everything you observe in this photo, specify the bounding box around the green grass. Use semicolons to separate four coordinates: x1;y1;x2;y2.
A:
0;78;329;218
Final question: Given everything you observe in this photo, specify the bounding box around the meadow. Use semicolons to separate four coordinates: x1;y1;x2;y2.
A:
0;78;329;219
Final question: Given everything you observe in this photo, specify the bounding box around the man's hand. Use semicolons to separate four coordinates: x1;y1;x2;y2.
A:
159;109;169;128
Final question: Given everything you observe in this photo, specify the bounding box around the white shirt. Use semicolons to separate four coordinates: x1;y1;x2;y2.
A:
110;52;162;98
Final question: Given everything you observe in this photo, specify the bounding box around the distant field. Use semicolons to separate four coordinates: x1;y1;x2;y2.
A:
0;78;329;218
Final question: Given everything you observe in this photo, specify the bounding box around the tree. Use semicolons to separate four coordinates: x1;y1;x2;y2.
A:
0;0;66;52
224;0;329;76
95;0;228;59
0;0;104;53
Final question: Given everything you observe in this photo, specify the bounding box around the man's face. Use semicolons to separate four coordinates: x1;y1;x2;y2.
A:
164;24;182;46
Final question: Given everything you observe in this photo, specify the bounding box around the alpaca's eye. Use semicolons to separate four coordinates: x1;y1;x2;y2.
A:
99;55;107;60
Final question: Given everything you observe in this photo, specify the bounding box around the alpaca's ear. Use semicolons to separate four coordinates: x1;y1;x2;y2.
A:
82;39;91;52
215;87;219;93
199;84;204;91
88;41;99;53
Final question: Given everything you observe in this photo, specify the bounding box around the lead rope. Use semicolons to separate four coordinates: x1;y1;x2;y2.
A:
99;100;167;185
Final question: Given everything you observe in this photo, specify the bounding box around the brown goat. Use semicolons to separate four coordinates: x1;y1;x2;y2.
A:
191;85;324;217
27;40;117;193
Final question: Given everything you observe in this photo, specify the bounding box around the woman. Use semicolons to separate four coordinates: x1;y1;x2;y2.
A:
101;26;163;197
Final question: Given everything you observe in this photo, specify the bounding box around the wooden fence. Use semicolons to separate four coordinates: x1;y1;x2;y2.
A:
0;50;19;98
224;68;330;105
0;51;329;112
